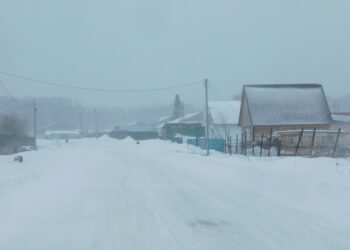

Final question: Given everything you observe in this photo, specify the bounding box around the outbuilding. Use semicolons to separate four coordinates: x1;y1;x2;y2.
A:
239;84;333;141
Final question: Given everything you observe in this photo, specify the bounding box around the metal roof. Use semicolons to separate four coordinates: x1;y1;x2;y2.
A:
242;84;332;126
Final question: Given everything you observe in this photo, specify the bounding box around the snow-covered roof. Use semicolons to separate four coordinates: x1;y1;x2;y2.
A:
157;115;172;123
208;101;240;125
169;112;203;124
45;130;81;136
119;122;155;132
242;84;332;126
332;114;350;123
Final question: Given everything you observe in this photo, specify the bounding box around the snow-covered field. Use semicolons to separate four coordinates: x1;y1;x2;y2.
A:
1;137;350;250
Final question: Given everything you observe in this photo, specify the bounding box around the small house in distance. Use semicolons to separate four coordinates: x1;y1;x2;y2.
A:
155;115;173;136
161;112;205;141
38;122;82;139
208;101;241;140
110;122;158;140
239;84;333;141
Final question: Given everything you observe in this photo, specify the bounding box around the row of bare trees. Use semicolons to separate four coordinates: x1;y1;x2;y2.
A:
0;115;28;137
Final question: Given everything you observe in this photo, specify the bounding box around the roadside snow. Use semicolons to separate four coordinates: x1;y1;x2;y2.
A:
0;137;350;249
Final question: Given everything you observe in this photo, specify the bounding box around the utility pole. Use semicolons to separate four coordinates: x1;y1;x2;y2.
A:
204;79;210;156
33;100;37;149
94;108;98;138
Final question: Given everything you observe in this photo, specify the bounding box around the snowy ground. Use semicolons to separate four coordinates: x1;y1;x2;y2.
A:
1;137;350;250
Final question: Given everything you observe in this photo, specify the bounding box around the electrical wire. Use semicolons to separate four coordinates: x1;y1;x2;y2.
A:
0;71;202;93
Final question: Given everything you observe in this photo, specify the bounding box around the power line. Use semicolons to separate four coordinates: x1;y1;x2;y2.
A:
0;71;202;93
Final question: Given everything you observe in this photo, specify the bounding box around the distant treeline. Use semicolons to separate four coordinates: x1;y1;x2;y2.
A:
0;96;197;132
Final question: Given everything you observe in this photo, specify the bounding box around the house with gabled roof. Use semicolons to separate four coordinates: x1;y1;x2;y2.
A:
161;112;205;140
238;84;333;141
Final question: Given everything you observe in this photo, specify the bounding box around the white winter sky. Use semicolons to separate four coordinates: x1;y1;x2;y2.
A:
0;0;350;108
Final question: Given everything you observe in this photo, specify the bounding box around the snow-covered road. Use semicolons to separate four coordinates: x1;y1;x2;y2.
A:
1;137;350;249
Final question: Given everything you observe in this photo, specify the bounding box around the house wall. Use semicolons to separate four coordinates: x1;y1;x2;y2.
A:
239;95;253;139
239;95;251;127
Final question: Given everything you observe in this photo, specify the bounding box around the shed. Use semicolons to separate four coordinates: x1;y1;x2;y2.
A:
239;84;332;141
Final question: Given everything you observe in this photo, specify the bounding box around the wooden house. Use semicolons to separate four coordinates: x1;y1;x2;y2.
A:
238;84;333;141
161;112;205;141
110;122;158;140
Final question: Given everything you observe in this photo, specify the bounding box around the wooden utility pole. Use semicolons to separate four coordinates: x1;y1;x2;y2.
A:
33;100;37;149
204;79;210;156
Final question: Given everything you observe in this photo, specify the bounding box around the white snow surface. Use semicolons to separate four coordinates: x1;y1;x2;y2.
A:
1;137;350;249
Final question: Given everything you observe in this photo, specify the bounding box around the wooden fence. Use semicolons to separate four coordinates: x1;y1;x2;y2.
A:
222;128;350;158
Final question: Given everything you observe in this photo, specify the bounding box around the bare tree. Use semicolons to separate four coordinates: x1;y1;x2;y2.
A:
172;94;184;119
0;115;28;137
219;113;231;142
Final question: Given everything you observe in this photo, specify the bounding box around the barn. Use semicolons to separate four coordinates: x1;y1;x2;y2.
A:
238;84;333;141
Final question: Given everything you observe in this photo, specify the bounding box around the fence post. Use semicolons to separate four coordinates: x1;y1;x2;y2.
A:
235;134;238;154
309;128;316;157
332;128;341;158
224;140;227;154
268;128;272;157
260;132;264;157
244;131;247;156
229;136;232;155
295;128;304;156
241;132;243;154
252;126;255;156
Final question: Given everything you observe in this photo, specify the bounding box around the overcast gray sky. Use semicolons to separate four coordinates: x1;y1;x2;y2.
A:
0;0;349;107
